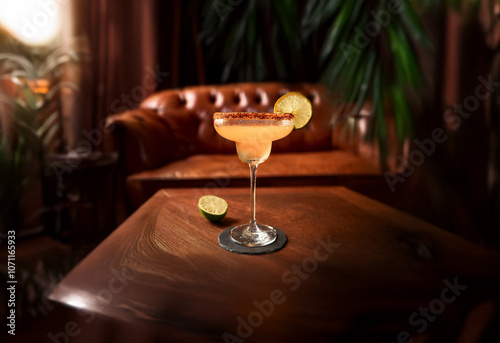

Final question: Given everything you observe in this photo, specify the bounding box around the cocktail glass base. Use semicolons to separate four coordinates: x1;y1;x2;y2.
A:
219;226;287;254
229;223;277;247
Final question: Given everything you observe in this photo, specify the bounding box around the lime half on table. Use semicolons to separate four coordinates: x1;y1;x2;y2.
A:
198;195;228;221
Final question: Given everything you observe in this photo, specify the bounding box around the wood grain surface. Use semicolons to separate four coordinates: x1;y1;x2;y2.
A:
49;187;500;343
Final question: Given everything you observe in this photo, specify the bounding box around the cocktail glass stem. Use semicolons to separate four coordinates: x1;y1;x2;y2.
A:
249;163;257;229
227;160;277;246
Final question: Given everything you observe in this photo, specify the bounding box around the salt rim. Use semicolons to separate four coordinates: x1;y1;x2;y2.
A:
213;112;294;121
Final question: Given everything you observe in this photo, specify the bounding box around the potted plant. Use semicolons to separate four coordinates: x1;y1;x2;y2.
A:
0;42;80;236
199;0;436;167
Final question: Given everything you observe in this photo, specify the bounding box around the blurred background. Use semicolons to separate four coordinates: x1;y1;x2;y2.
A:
0;0;499;340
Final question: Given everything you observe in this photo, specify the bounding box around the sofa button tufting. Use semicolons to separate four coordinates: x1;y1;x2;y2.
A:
209;91;217;103
255;93;262;104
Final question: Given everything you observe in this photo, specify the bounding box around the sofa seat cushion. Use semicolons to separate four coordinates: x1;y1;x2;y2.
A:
126;151;382;208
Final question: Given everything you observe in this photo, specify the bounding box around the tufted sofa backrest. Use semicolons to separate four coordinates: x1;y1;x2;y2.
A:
139;83;335;156
106;83;358;175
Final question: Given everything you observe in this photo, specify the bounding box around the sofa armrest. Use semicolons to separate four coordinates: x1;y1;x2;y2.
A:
105;108;175;175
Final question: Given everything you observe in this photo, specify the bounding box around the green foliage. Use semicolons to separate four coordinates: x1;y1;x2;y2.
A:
0;46;79;83
200;0;436;164
317;0;430;159
0;45;79;233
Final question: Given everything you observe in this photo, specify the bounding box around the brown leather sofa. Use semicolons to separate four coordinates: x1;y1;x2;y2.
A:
106;82;382;211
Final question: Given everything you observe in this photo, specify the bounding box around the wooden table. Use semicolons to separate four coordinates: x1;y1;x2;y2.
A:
49;187;500;343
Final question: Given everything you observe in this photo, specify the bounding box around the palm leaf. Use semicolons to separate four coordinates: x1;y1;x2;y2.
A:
354;50;377;116
41;123;60;149
20;87;39;110
386;23;423;89
390;82;413;143
302;0;343;38
372;65;387;151
399;0;433;48
319;1;357;63
0;53;36;76
38;49;79;77
197;0;434;162
46;81;79;101
36;111;59;137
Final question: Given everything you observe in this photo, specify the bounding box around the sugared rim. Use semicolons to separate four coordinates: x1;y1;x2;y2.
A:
214;112;294;121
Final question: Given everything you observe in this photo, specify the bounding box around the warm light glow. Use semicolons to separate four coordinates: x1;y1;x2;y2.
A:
28;78;49;94
0;0;63;46
60;291;93;310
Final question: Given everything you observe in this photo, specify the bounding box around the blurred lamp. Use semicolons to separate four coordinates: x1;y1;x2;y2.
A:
0;0;62;46
28;78;50;95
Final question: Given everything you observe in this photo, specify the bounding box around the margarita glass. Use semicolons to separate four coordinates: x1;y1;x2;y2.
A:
214;112;294;247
